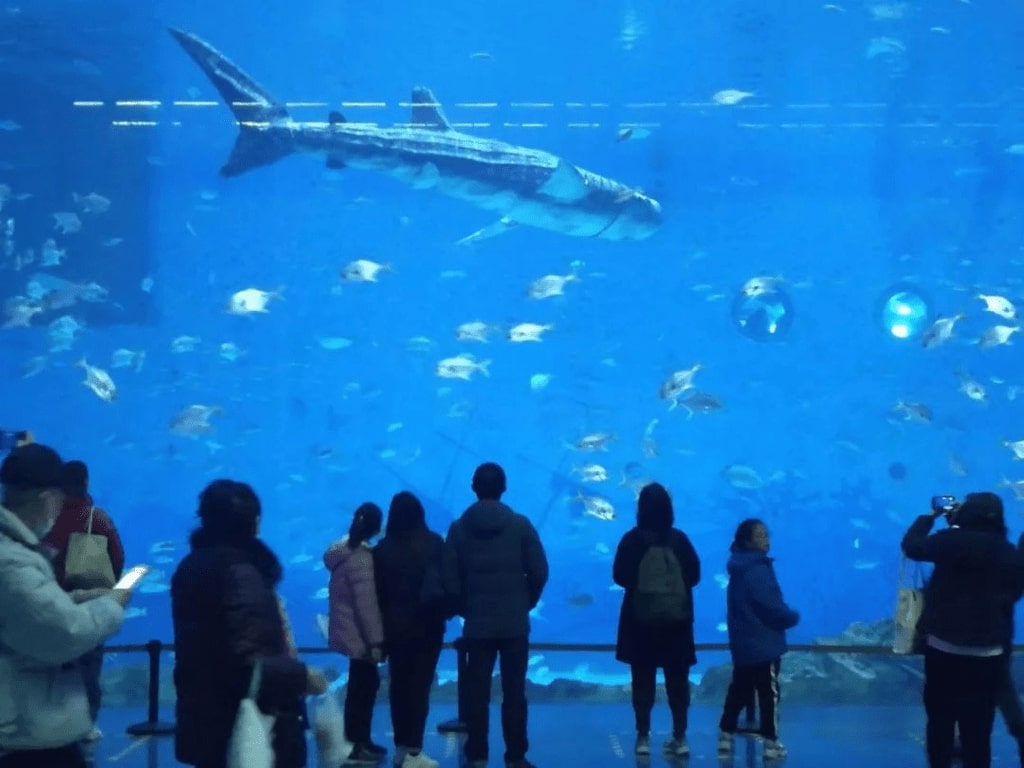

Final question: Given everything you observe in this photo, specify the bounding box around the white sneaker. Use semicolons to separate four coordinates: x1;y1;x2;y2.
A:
663;737;689;757
763;740;787;760
402;751;440;768
635;733;650;755
717;731;734;754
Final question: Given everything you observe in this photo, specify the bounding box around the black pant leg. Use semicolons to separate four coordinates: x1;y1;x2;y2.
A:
0;746;87;768
388;643;416;749
662;666;691;739
925;647;959;768
752;659;782;741
464;638;500;762
957;655;1001;768
408;638;442;751
719;663;758;733
344;658;381;745
498;637;530;763
630;663;657;734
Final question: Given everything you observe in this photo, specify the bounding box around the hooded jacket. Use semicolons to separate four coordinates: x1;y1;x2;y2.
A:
725;549;800;665
323;537;384;660
0;504;124;754
442;500;549;639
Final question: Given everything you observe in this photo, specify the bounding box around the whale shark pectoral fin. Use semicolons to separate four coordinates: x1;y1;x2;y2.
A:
455;216;517;246
410;86;453;130
538;161;588;202
411;162;440;190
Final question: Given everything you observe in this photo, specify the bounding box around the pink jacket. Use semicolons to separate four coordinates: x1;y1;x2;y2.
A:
324;537;384;660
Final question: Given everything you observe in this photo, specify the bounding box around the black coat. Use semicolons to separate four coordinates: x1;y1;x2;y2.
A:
374;528;448;647
442;501;549;639
171;530;308;768
613;527;701;668
902;514;1024;648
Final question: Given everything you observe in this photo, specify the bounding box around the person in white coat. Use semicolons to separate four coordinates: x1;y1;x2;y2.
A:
0;443;129;768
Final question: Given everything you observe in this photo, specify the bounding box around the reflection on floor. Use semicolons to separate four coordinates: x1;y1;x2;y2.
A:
88;703;1022;767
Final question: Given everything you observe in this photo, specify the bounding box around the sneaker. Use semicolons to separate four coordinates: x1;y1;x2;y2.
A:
366;742;388;756
663;737;689;757
402;753;439;768
763;740;787;760
635;733;651;755
348;745;384;763
717;731;734;754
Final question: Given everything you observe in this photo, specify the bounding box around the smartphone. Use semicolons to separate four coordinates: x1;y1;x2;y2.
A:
930;495;959;513
114;565;150;591
0;429;29;452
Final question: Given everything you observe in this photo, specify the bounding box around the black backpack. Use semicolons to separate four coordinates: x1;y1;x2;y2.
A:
633;543;689;624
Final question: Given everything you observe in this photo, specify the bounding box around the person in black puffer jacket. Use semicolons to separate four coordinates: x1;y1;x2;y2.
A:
902;491;1024;768
442;462;549;768
171;480;328;768
374;491;449;768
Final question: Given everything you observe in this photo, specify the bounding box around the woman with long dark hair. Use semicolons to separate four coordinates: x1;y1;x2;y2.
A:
172;479;328;768
374;491;449;768
324;502;386;763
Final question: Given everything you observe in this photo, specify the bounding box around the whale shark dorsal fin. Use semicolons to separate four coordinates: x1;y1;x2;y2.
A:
410;86;453;130
538;161;588;203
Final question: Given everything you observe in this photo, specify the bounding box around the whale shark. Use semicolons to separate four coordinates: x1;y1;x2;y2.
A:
169;28;663;243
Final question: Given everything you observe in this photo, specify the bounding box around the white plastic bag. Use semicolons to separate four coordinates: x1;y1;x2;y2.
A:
313;692;351;768
227;661;276;768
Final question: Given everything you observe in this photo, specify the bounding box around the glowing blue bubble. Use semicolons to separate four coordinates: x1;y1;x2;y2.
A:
731;289;794;342
878;285;931;340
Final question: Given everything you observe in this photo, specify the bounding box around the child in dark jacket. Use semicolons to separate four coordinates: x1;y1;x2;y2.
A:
717;518;800;761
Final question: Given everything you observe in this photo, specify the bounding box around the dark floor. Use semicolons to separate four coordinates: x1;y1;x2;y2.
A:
87;702;1022;767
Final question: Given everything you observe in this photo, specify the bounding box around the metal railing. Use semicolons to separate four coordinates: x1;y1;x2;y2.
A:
110;638;937;738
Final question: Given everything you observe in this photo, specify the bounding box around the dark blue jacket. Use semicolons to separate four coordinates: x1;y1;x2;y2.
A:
726;549;800;665
442;500;549;639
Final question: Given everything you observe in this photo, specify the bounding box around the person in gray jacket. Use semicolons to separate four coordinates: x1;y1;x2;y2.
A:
442;462;549;768
0;443;128;768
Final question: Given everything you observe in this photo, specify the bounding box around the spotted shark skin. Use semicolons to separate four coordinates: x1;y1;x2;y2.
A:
168;28;663;242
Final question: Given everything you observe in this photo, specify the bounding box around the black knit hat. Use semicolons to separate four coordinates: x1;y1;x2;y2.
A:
0;443;76;494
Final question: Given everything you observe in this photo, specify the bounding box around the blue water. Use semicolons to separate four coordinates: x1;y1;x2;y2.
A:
2;0;1023;684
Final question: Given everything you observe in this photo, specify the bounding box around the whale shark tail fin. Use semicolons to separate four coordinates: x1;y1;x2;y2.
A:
169;28;293;178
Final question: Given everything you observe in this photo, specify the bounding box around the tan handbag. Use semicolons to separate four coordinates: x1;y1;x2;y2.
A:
64;507;116;589
893;556;925;655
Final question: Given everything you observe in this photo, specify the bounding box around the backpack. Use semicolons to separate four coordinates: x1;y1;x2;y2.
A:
633;544;689;624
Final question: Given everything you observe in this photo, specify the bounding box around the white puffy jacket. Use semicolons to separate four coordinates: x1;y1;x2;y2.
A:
0;504;124;753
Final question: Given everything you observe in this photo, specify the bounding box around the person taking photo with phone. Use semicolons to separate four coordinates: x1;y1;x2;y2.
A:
902;492;1024;768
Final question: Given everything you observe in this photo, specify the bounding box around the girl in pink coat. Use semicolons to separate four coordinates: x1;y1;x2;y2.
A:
324;502;386;763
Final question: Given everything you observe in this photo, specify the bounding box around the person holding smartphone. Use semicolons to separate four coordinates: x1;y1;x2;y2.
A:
902;492;1024;768
0;443;129;768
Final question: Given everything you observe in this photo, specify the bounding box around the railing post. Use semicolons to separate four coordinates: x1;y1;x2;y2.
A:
437;637;469;734
125;639;176;736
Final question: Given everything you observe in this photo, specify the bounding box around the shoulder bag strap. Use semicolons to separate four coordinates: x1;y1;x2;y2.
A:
86;506;96;535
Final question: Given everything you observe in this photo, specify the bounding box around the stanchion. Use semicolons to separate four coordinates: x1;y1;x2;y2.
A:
126;640;176;736
437;637;468;734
